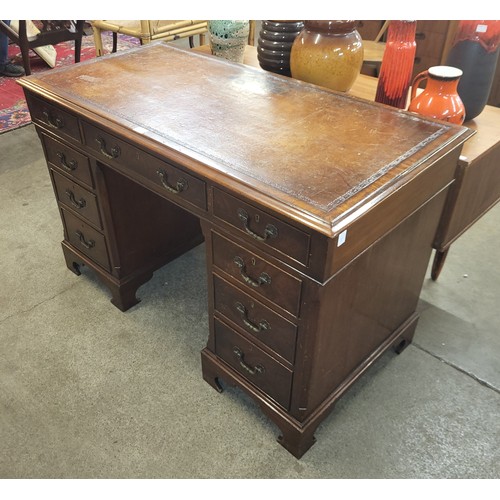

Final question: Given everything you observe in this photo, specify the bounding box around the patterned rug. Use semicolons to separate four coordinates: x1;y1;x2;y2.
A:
0;33;139;134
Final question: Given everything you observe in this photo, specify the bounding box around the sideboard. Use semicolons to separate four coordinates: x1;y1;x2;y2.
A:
19;43;473;457
431;108;500;279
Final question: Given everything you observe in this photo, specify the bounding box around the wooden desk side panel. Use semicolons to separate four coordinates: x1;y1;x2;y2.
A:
293;189;448;418
435;142;500;249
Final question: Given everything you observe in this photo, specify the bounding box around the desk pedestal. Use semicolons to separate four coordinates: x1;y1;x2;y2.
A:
200;189;447;457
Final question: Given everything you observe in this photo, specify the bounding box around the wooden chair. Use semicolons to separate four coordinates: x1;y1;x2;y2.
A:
90;20;209;56
362;20;389;64
0;20;85;75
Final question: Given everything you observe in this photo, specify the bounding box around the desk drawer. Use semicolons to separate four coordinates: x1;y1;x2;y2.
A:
28;96;81;142
214;318;293;410
212;232;302;316
52;169;102;229
61;208;110;272
42;134;93;188
214;275;298;364
213;188;310;266
82;121;206;210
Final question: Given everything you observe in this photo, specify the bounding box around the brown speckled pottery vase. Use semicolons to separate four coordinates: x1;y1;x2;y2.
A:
290;20;364;92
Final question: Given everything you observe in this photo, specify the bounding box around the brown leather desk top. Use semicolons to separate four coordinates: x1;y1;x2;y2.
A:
201;43;498;167
20;43;472;236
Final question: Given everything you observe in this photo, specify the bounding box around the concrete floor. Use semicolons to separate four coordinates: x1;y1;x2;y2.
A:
1;81;499;479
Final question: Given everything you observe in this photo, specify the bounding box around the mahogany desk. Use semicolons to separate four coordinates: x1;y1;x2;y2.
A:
199;44;500;280
19;43;472;458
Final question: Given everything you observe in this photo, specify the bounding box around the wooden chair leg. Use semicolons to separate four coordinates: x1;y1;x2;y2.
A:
74;40;82;62
17;20;32;76
112;32;118;53
93;26;105;57
74;20;84;63
431;248;449;281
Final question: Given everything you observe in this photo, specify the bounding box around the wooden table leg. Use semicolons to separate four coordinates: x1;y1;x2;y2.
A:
431;248;449;281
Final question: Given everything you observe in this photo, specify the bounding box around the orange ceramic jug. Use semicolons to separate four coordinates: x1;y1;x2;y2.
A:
408;66;466;124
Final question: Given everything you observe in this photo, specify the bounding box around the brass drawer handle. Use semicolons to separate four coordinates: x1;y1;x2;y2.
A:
156;168;188;194
235;302;270;333
56;151;77;171
65;189;87;209
233;347;265;376
75;230;95;249
42;110;64;129
237;208;278;242
96;137;120;159
233;256;271;288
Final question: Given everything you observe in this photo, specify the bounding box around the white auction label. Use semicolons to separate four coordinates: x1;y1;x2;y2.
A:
337;230;347;247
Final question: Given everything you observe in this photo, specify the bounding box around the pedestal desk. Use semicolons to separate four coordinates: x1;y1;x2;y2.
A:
19;43;473;458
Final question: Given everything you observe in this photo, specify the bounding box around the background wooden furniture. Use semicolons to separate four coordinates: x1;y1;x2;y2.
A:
359;20;388;64
19;43;472;458
90;20;209;55
357;20;387;76
431;106;500;279
0;20;84;75
412;20;455;77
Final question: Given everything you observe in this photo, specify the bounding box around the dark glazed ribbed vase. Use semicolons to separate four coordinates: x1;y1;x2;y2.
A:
257;20;304;76
445;20;500;121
